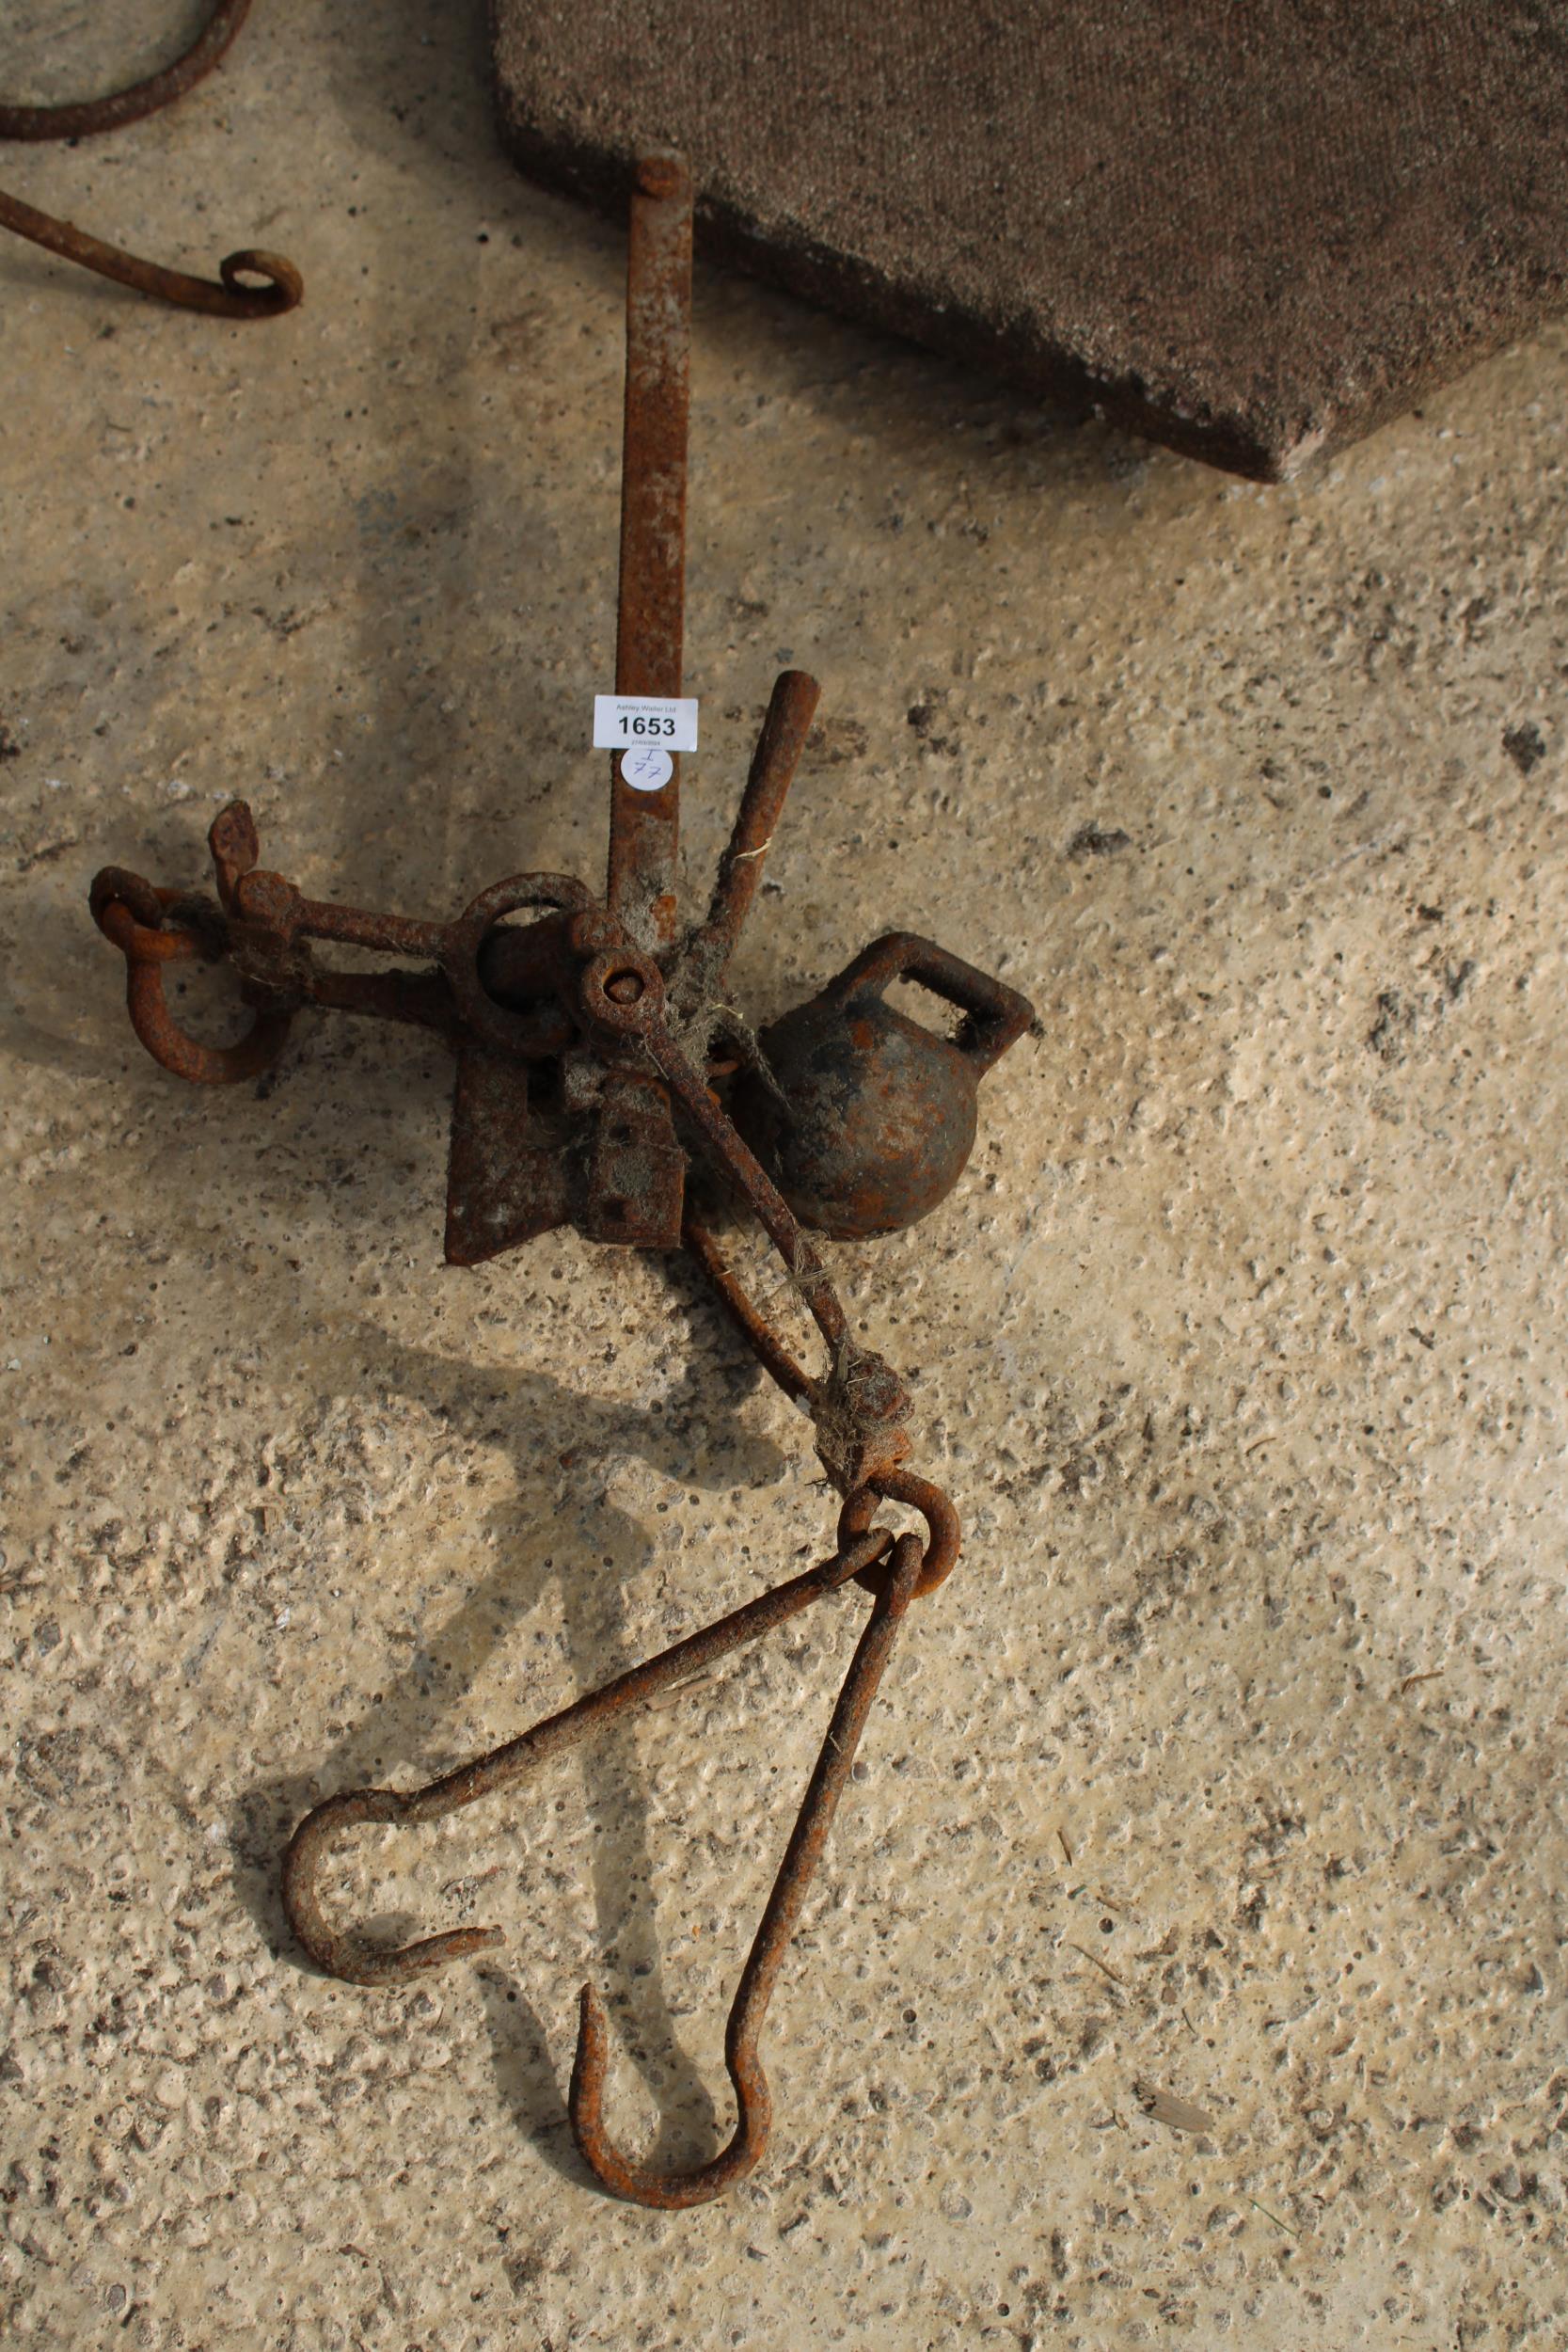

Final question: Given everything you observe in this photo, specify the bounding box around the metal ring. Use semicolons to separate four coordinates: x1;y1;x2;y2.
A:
441;873;589;1059
576;946;664;1038
837;1470;962;1598
96;896;200;966
90;866;170;941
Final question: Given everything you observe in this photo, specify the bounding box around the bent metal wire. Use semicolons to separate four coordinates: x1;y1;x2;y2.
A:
0;2;301;319
87;153;1035;2207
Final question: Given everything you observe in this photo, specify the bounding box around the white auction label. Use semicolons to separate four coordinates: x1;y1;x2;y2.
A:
620;744;673;792
594;693;699;753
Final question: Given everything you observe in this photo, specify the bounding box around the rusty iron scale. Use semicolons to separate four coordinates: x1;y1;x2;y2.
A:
87;151;1034;2207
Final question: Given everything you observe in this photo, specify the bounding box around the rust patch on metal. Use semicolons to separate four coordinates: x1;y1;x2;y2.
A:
607;153;692;957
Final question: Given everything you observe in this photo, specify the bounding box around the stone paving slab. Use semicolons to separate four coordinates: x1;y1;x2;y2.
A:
494;0;1568;479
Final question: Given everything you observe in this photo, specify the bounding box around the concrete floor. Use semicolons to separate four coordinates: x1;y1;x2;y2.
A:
3;7;1566;2348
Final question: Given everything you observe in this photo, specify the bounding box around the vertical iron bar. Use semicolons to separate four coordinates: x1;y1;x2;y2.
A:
607;153;693;955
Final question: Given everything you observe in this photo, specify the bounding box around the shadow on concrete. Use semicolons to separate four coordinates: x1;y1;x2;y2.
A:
310;0;613;920
228;1252;797;2185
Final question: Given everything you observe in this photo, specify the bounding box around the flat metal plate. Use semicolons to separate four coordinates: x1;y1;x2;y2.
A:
492;1;1568;478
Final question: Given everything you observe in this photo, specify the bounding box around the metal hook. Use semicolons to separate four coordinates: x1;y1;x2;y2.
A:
282;1520;930;2205
0;0;254;142
570;1529;925;2207
281;1526;895;1984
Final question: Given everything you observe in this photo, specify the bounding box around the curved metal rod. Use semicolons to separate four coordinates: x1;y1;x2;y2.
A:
1;3;301;317
641;1004;850;1363
682;1206;815;1409
0;0;252;140
626;989;916;1498
121;944;293;1083
840;1466;962;1599
570;1530;924;2207
91;882;293;1085
0;187;300;317
682;1209;958;1557
281;1528;894;1986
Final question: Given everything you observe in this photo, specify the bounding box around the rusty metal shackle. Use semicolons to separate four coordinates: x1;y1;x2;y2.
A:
89;869;293;1085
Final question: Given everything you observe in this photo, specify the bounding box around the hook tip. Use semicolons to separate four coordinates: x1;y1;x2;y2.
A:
569;1981;610;2127
281;1786;507;1984
567;1978;771;2209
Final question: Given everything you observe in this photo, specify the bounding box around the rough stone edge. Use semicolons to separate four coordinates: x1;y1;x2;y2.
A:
488;95;1556;484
